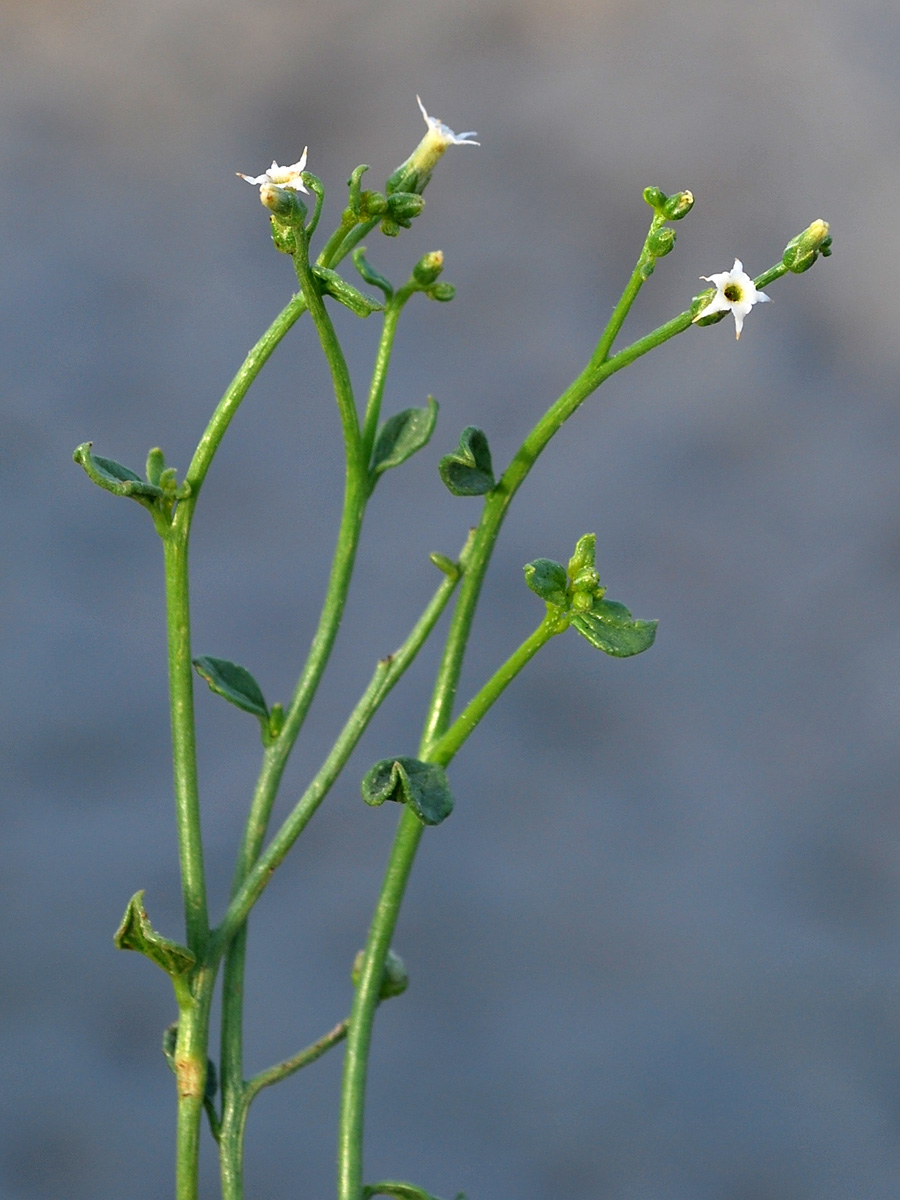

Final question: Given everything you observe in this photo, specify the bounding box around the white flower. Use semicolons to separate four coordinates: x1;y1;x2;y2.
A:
693;258;770;340
237;150;309;193
416;96;479;147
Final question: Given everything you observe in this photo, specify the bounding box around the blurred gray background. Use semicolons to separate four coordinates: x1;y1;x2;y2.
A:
3;1;899;1197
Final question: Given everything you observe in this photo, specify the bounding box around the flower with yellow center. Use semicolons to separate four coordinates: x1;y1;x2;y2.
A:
693;258;770;340
237;151;309;193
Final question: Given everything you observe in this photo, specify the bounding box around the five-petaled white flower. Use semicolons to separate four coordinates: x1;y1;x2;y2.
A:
237;150;309;193
416;96;480;147
693;258;770;340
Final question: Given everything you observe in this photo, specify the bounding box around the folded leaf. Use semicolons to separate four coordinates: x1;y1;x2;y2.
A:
438;426;495;496
73;442;163;505
361;757;454;826
114;891;195;977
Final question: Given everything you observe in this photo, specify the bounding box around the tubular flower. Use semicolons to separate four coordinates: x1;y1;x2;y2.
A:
416;96;480;149
693;258;770;340
237;151;309;193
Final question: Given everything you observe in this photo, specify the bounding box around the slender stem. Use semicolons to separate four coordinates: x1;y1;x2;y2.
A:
211;552;464;961
162;528;208;953
588;213;664;368
172;966;215;1200
361;300;402;466
161;521;211;1200
185;294;308;498
336;613;564;1200
427;611;566;768
338;805;423;1200
246;1017;349;1103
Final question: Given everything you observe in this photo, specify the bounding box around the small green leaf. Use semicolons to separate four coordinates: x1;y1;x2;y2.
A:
371;397;438;476
192;656;269;732
438;426;495;496
524;558;568;604
571;597;658;658
114;891;195;977
363;1184;447;1200
352;246;393;298
73;442;164;505
362;757;454;826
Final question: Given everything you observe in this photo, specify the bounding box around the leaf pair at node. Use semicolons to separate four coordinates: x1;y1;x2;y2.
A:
525;533;657;658
73;443;189;531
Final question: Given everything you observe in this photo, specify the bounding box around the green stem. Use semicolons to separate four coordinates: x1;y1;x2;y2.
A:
246;1017;349;1103
161;523;211;1200
588;213;664;369
427;611;567;768
184;294;308;499
162;529;208;954
211;550;464;962
361;300;402;466
173;968;215;1200
336;613;564;1200
338;804;423;1200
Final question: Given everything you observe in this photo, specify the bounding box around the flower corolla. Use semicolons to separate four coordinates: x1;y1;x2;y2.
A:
237;151;309;193
416;96;480;148
693;258;770;340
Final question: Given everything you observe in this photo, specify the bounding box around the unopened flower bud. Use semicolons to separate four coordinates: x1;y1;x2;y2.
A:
428;283;455;302
260;183;307;225
351;948;408;999
413;250;444;285
663;190;694;221
782;219;832;274
643;186;667;211
388;192;426;222
647;227;676;258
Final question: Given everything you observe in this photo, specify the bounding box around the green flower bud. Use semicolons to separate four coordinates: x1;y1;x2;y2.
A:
351;948;409;999
259;182;307;225
388;192;426;221
270;220;298;255
643;186;667;211
428;283;456;302
146;447;166;488
782;219;832;274
413;250;444;285
647;227;676;258
662;190;694;221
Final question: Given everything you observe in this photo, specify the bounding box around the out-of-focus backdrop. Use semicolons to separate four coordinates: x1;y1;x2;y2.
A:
3;1;899;1197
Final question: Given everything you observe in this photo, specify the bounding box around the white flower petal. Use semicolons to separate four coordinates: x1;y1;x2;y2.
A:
693;256;769;339
416;95;480;146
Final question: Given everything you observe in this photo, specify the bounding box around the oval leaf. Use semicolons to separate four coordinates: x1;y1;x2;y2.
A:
361;757;454;826
524;558;568;604
571;597;658;658
371;397;438;476
438;426;495;496
193;656;269;724
114;890;195;977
